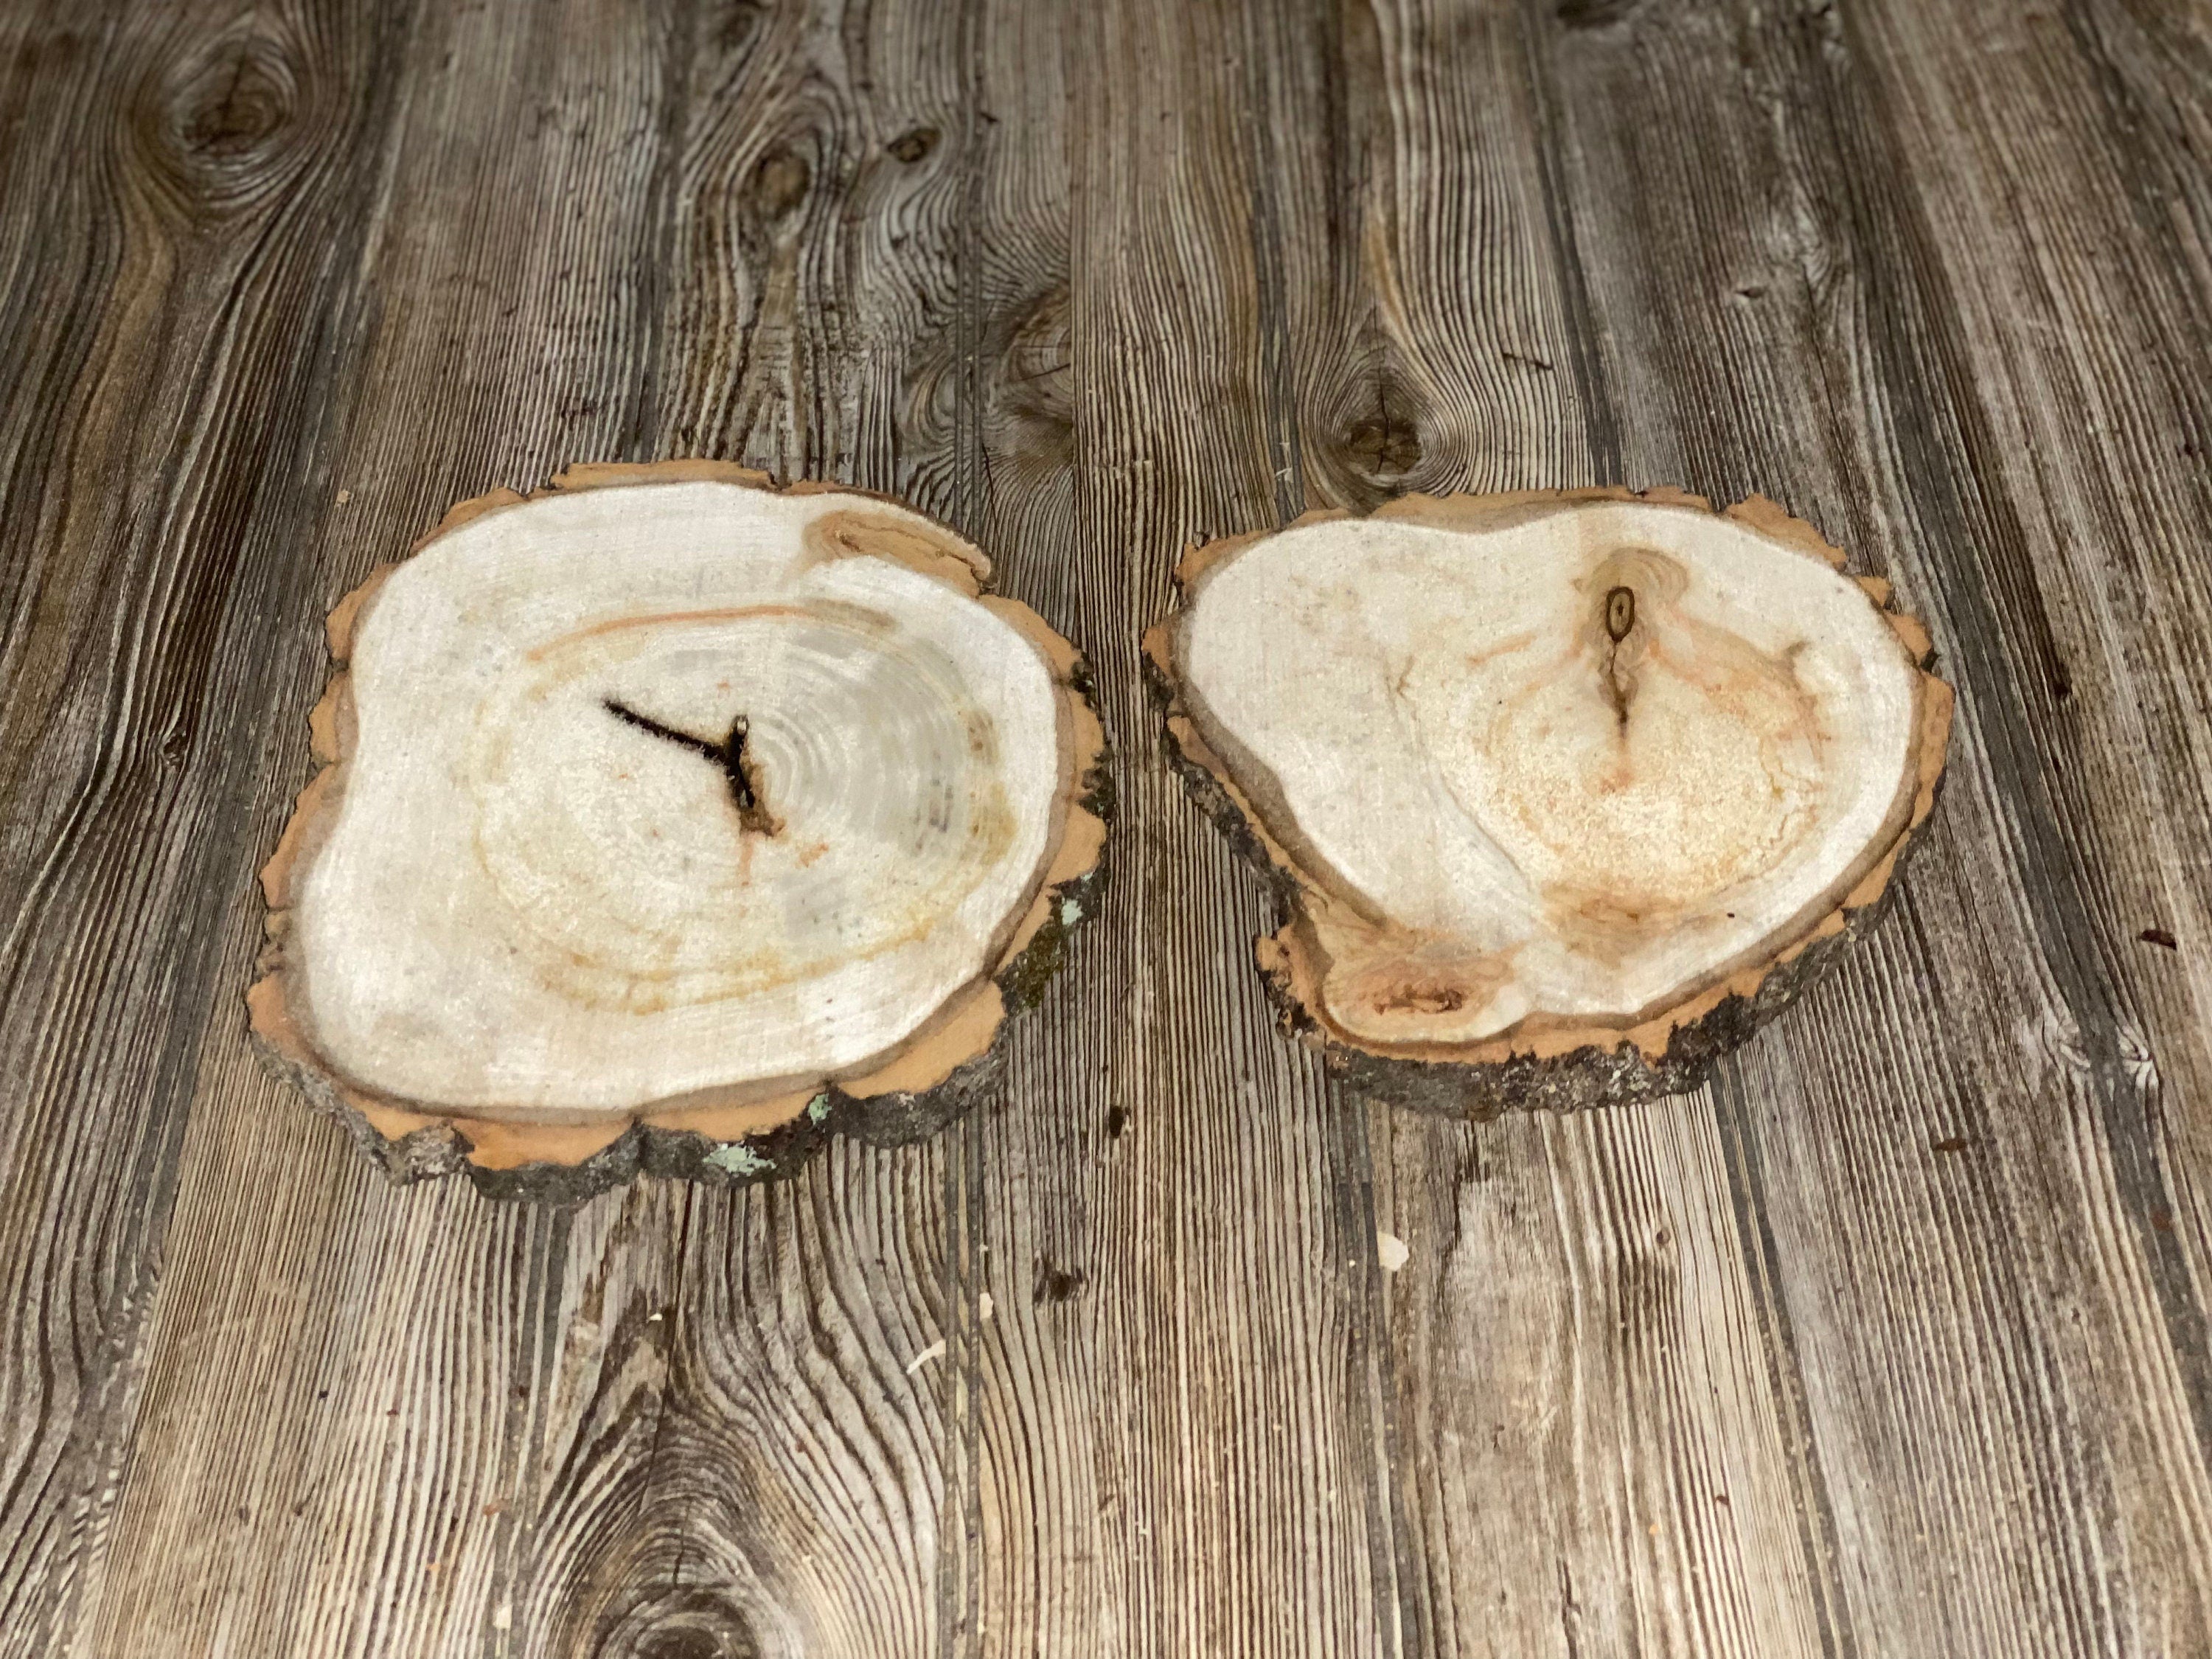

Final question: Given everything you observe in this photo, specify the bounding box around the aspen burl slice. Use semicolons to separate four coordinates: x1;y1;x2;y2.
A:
253;462;1106;1197
1147;488;1951;1113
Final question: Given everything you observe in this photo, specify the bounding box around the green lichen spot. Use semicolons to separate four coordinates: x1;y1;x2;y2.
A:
1059;897;1082;927
805;1092;830;1124
707;1142;772;1178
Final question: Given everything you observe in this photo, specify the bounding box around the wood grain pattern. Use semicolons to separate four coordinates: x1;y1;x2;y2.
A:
967;5;1402;1654
1255;7;1851;1652
1;0;2206;1655
0;1;418;1641
1517;1;2212;1651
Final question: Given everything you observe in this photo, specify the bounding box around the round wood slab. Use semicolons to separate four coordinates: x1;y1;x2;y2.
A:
251;462;1108;1197
1146;487;1952;1114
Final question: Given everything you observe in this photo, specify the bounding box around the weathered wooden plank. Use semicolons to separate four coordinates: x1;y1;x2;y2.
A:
45;1;692;1652
510;1167;958;1658
949;11;1102;1655
0;1;417;1646
1517;0;2212;1651
1247;4;1846;1654
63;1;998;1655
1366;1101;1842;1659
511;2;987;1651
954;2;1407;1653
1854;0;2212;1389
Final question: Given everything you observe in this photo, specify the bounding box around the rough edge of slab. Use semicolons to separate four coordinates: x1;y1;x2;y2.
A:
1143;486;1953;1116
249;461;1112;1202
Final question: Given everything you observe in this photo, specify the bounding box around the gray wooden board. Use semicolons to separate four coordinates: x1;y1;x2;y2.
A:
0;0;2205;1655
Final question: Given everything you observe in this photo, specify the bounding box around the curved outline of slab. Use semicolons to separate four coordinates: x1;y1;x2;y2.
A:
1145;486;1952;1115
250;462;1110;1200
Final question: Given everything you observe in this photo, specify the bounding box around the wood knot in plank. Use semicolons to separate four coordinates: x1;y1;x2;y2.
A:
991;285;1074;462
1346;412;1423;481
142;24;310;209
586;1591;762;1659
750;147;810;221
1033;1258;1085;1304
1554;0;1641;27
887;126;939;164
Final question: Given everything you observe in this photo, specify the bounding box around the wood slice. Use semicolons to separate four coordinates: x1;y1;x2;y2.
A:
1146;488;1952;1114
251;462;1108;1197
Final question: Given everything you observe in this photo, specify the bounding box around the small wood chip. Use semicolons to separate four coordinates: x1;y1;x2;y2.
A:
905;1338;947;1374
1377;1231;1411;1273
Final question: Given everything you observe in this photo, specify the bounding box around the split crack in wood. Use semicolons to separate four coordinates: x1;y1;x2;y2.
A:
602;698;780;836
1602;583;1638;727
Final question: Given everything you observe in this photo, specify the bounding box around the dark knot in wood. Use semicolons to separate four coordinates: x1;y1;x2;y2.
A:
144;25;307;207
1346;413;1423;479
992;285;1074;460
629;1622;757;1659
887;126;939;164
1605;585;1636;643
589;1591;762;1659
603;699;779;835
1033;1258;1086;1304
1601;586;1638;727
750;147;810;221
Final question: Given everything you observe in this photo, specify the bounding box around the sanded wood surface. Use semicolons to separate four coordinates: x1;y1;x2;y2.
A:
1;1;2205;1655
